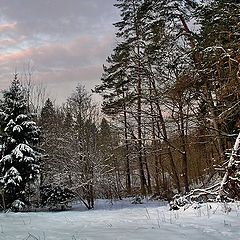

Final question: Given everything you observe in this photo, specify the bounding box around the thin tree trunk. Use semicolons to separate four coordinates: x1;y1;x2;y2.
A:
218;132;240;200
137;75;146;195
131;0;147;196
1;193;6;211
150;78;181;193
113;155;123;200
143;145;152;194
206;86;225;161
123;90;131;195
136;40;146;196
179;101;190;193
149;80;160;194
151;112;161;194
180;13;225;163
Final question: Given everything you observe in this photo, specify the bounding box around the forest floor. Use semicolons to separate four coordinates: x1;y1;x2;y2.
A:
0;198;240;240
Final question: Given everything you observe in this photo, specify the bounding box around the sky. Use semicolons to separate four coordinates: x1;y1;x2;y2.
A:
0;0;118;104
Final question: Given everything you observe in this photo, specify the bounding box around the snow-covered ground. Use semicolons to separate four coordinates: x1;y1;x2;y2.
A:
0;199;240;240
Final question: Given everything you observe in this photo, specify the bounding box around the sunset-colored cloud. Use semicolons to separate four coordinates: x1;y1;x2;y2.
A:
0;0;118;104
0;48;32;64
0;32;115;67
0;22;16;32
0;39;17;47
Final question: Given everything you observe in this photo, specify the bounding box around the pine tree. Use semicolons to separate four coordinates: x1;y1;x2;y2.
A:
40;98;56;129
95;44;133;194
95;0;197;195
113;0;148;195
0;75;41;208
194;0;240;162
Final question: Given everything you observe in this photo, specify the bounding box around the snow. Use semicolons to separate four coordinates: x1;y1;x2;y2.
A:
4;119;15;132
15;114;28;122
12;144;33;159
0;199;240;240
22;121;36;128
0;154;12;164
12;146;23;159
11;200;25;210
4;166;22;185
13;125;22;133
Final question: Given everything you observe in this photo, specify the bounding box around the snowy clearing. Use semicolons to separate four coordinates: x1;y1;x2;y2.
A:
0;199;240;240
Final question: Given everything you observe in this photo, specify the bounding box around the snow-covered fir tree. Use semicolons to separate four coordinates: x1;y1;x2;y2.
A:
0;75;41;209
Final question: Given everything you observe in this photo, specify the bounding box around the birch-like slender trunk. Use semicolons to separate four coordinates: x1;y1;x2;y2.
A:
218;132;240;200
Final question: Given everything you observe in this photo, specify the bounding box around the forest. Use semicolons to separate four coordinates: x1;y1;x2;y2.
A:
0;0;240;211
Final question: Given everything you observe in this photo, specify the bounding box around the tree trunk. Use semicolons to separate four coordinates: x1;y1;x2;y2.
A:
123;90;131;195
179;12;225;163
143;145;152;194
218;132;240;200
179;101;190;193
136;40;146;196
151;79;181;193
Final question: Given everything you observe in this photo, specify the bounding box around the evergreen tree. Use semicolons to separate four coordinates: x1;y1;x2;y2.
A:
95;44;133;194
95;0;194;195
39;98;58;186
193;0;240;161
95;43;133;115
40;98;56;129
114;0;148;195
0;76;41;208
193;0;240;200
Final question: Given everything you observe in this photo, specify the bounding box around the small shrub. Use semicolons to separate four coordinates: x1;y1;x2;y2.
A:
11;199;26;212
40;185;75;210
131;196;143;204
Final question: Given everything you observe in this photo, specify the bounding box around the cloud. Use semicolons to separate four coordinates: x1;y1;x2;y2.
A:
0;22;16;32
32;65;103;103
0;0;118;104
0;33;115;69
0;0;117;38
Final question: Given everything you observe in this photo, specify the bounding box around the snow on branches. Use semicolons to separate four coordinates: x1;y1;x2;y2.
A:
0;76;41;209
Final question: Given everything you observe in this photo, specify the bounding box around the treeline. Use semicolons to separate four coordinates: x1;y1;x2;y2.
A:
95;0;240;197
0;0;240;210
39;86;124;209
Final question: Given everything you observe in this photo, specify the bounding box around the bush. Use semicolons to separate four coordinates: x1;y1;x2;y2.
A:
11;199;26;212
40;185;75;210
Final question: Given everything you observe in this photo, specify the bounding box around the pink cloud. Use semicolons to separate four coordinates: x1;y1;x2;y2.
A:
0;39;17;46
0;33;114;68
0;33;115;104
0;48;33;64
0;0;118;104
0;22;17;32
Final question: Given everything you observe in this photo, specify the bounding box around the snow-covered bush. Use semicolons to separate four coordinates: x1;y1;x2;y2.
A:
169;194;190;210
40;185;75;210
11;199;26;212
131;196;143;204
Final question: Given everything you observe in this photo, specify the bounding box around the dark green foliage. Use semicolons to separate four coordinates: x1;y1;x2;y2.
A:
40;98;56;129
40;185;75;210
197;0;240;48
195;0;240;134
0;76;41;208
94;44;134;115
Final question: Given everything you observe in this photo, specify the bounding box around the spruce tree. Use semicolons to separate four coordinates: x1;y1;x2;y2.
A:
39;98;57;186
0;75;41;208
